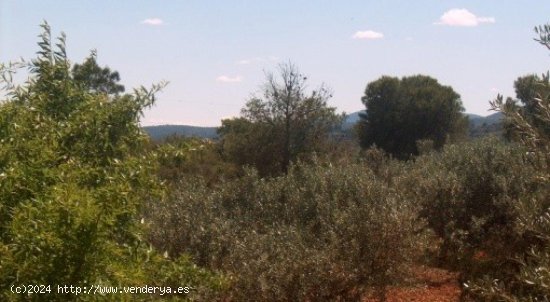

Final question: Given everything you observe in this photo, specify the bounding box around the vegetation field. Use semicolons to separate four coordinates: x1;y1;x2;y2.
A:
1;19;549;302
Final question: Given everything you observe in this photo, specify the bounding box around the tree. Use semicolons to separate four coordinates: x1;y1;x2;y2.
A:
72;52;125;95
219;62;342;175
502;74;550;139
515;74;542;113
357;75;468;158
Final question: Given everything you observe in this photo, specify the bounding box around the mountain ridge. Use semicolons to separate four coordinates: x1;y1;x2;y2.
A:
143;111;504;140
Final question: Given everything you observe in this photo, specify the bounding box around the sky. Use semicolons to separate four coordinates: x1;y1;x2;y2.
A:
1;1;550;126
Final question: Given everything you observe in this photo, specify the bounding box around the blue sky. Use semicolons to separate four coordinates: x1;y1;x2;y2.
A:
2;1;550;126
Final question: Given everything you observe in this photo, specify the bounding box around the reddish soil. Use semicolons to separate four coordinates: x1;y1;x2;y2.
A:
363;266;461;302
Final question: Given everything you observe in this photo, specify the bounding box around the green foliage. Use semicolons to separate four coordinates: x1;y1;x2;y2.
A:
6;18;550;302
219;117;282;176
154;135;239;185
72;52;125;95
460;23;550;301
357;75;468;159
404;136;547;301
500;74;550;140
146;160;425;301
412;138;537;262
0;22;222;301
219;62;343;176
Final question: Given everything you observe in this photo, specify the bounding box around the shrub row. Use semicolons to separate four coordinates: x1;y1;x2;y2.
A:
146;159;425;301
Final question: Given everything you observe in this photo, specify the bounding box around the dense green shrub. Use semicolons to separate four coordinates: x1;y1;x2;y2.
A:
401;23;550;302
411;137;538;263
146;160;425;301
0;23;223;301
154;135;239;186
400;135;548;300
459;23;550;302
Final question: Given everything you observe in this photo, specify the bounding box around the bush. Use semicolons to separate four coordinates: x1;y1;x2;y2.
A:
0;23;223;301
154;135;239;186
460;23;550;301
411;137;538;265
146;160;425;301
406;23;550;301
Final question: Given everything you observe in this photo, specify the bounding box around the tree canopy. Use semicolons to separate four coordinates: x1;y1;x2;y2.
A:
219;62;342;176
357;75;468;158
72;52;125;95
503;73;550;139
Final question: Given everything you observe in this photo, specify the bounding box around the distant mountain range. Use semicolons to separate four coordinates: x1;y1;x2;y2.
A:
143;125;218;140
342;111;363;130
466;112;504;137
466;112;503;127
142;111;504;140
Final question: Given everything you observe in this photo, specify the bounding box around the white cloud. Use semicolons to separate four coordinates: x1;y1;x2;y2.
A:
141;18;164;26
216;75;243;83
352;30;384;40
435;9;495;27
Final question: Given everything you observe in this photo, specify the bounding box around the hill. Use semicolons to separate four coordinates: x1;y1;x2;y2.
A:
467;112;503;137
342;111;364;130
142;111;504;141
143;125;218;140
